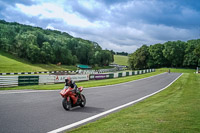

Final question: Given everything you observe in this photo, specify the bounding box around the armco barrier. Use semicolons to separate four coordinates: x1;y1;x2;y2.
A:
122;72;126;77
90;74;110;80
54;75;89;83
89;69;155;80
114;73;118;78
132;71;135;75
39;75;55;85
0;76;18;87
129;71;132;76
18;76;39;86
108;73;114;78
118;73;122;77
94;74;107;80
0;71;77;76
89;74;95;80
0;69;155;88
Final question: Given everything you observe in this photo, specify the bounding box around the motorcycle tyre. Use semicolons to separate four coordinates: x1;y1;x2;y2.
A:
62;98;71;111
80;94;86;107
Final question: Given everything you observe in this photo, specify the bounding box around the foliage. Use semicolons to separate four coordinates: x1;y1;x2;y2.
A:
0;20;113;66
129;39;200;69
116;51;128;56
129;45;149;69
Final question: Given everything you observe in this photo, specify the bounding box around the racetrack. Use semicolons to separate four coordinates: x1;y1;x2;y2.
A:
0;73;182;133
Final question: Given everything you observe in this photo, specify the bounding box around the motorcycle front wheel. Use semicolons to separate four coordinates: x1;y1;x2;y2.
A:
80;94;86;107
62;97;71;111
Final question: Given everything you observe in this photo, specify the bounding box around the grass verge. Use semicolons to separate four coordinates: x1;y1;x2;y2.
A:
157;68;196;73
68;73;200;133
0;71;162;90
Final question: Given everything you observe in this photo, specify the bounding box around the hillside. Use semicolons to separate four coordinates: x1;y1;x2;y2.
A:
0;20;113;66
0;51;129;73
114;55;129;66
0;51;76;73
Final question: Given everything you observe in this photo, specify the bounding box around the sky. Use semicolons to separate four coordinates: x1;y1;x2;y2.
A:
0;0;200;53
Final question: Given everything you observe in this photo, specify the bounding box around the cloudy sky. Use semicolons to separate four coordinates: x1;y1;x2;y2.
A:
0;0;200;53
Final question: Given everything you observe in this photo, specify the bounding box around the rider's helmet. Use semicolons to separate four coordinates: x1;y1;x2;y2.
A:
65;76;71;83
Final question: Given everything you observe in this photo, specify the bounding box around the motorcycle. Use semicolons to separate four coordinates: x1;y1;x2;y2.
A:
60;86;86;111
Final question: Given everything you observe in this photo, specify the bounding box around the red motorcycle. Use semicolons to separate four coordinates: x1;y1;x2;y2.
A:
60;86;86;111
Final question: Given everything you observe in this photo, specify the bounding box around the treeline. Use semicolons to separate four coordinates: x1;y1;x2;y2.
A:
116;52;128;56
0;20;113;66
129;40;200;69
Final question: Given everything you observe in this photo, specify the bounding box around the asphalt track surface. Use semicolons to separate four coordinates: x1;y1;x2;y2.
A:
0;73;182;133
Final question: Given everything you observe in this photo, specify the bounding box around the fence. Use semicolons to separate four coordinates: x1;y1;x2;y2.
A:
76;68;117;74
88;69;155;80
0;67;118;76
39;75;55;85
0;71;78;76
0;76;18;87
0;69;155;88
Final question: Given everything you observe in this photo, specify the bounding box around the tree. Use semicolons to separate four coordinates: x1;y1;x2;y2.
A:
163;41;185;67
129;45;149;69
183;40;198;67
193;39;200;66
149;43;167;68
40;42;55;63
27;44;41;63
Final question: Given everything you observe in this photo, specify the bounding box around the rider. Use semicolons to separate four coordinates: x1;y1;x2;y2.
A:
64;77;79;94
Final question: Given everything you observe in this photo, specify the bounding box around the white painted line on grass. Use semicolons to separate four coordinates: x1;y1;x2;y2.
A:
0;72;166;95
48;73;183;133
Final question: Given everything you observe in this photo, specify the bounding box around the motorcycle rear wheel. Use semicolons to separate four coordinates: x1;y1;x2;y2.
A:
62;98;71;111
80;94;86;107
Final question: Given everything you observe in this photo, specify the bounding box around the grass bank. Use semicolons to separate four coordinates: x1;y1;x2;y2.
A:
113;55;129;66
0;51;77;73
0;51;46;73
1;71;162;90
68;73;200;133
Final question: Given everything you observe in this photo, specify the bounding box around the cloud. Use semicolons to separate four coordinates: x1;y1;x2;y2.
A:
0;0;200;53
15;2;109;28
105;0;200;29
67;0;105;21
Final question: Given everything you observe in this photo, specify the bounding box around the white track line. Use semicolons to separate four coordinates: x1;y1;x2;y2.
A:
0;73;166;94
48;73;183;133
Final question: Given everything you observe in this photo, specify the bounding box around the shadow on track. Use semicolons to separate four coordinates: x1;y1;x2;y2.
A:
70;106;105;113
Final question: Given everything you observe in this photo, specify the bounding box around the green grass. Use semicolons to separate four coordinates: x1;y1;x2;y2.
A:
34;64;77;71
0;51;46;73
0;51;77;73
1;71;162;90
114;55;129;66
68;73;200;133
157;68;196;73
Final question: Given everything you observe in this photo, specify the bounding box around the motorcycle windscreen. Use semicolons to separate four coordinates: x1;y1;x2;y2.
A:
60;86;69;96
